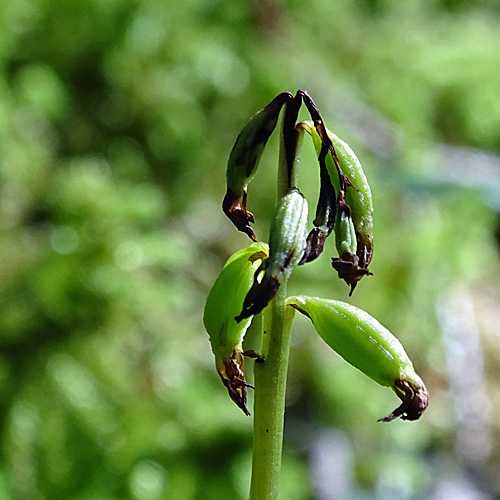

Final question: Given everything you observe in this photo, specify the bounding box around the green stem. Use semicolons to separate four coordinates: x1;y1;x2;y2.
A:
248;108;298;500
249;283;293;500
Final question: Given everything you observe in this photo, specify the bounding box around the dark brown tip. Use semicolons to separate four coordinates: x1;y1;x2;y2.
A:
379;378;429;423
218;351;252;416
288;302;312;320
222;188;256;241
331;253;372;293
235;275;280;322
300;227;328;264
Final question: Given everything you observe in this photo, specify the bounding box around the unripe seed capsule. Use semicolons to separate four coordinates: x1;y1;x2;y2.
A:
328;130;373;269
204;242;269;415
236;188;308;322
287;295;429;422
334;195;357;257
299;121;374;291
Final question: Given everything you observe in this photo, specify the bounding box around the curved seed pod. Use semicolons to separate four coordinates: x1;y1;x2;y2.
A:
328;130;373;268
204;242;269;415
300;120;374;291
287;296;429;422
223;92;292;241
236;189;308;322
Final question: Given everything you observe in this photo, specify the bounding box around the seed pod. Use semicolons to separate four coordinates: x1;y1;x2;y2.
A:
236;188;308;322
204;242;269;415
328;130;373;269
334;193;357;257
287;295;429;421
223;92;292;241
300;121;374;291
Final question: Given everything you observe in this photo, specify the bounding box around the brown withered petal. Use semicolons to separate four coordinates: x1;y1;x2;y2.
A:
357;240;373;271
331;253;373;296
300;227;328;265
299;90;353;192
299;150;337;266
235;274;280;323
379;378;429;422
222;188;256;241
217;350;253;416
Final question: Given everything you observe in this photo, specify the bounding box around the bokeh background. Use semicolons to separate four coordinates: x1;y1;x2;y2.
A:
1;0;500;499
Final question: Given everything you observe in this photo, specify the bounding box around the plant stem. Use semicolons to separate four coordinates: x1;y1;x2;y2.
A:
248;108;298;500
249;283;293;500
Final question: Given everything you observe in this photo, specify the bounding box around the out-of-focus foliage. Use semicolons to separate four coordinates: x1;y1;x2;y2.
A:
1;0;500;499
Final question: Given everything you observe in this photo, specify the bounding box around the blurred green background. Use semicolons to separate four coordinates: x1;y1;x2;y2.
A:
1;0;500;499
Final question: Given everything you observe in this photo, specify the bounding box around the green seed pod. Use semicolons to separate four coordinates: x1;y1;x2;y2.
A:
331;190;372;296
334;196;357;257
300;120;374;291
236;188;308;322
223;92;292;241
328;130;373;267
204;242;269;415
287;295;429;422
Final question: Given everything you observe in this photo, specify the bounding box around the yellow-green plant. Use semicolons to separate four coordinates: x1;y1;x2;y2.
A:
203;90;428;500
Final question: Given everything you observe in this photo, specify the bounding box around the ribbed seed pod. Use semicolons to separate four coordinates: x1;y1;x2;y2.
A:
287;295;428;422
204;242;269;415
236;188;308;322
334;194;357;257
328;130;373;267
223;92;292;241
299;121;374;292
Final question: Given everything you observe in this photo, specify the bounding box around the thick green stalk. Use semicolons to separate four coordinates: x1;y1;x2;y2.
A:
249;109;298;500
249;283;293;500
